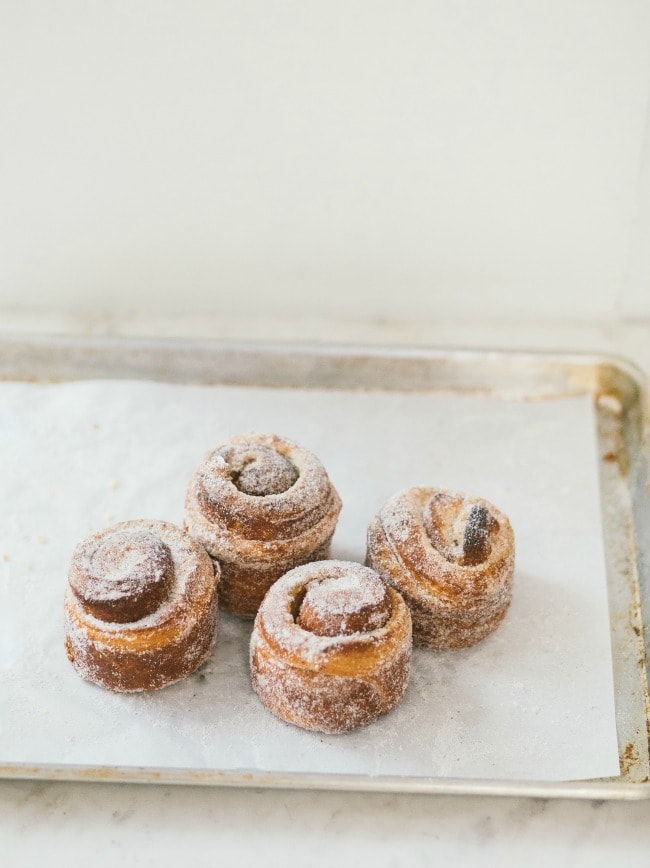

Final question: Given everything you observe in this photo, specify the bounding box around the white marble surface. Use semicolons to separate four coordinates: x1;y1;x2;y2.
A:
3;781;650;868
2;310;650;866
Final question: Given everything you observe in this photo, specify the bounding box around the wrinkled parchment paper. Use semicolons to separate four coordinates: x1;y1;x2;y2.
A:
0;380;620;781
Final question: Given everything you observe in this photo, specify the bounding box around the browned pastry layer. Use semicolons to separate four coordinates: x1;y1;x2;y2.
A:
184;433;342;619
64;520;219;692
250;560;412;733
366;488;514;650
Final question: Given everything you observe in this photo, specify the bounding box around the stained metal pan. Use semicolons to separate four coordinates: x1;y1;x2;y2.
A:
0;335;648;799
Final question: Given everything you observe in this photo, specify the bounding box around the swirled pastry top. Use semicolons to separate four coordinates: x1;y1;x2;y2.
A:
66;519;218;651
372;487;514;608
252;560;410;673
184;433;342;566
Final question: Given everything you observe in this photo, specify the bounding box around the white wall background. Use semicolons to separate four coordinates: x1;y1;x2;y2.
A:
1;2;649;321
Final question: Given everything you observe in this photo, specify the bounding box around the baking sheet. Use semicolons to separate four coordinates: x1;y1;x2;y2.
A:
0;379;620;782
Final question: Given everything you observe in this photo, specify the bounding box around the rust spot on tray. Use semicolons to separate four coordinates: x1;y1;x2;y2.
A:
602;452;617;463
620;742;640;776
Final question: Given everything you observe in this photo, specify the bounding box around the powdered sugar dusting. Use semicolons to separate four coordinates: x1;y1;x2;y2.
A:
368;487;515;650
64;519;219;691
184;433;342;616
257;561;396;662
251;560;411;732
297;573;390;636
220;441;298;496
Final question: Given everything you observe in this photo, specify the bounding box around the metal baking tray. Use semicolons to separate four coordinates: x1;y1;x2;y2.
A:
1;334;649;800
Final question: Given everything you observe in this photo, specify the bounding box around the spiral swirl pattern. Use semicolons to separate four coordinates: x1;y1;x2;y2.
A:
64;520;219;692
366;487;515;650
184;433;342;618
250;560;412;733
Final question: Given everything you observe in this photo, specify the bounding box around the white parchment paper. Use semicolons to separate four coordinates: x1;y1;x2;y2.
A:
0;380;620;781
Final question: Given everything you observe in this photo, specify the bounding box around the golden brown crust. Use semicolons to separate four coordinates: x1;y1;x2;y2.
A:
64;520;219;692
212;534;333;619
366;487;515;650
184;433;342;619
250;560;412;733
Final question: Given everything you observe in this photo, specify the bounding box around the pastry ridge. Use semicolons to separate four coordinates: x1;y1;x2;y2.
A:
64;519;219;692
184;433;342;618
250;560;412;734
366;487;515;650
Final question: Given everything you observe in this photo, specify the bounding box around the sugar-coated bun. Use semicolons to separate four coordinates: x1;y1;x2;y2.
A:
250;560;412;734
64;519;219;692
184;433;342;618
367;488;514;650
